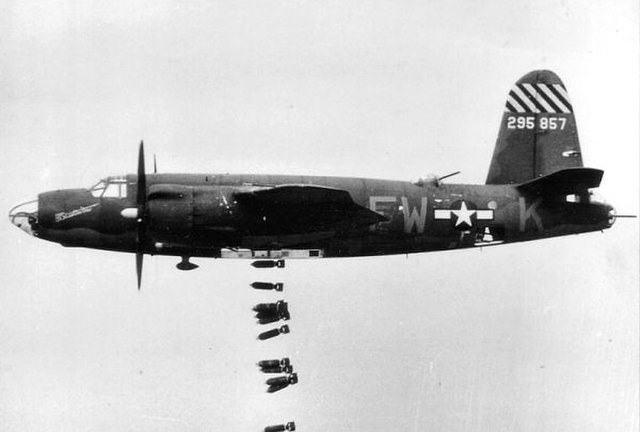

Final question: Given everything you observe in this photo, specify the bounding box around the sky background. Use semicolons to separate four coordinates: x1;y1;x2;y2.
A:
1;1;638;431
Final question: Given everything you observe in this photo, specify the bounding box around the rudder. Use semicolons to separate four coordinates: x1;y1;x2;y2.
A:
486;70;583;184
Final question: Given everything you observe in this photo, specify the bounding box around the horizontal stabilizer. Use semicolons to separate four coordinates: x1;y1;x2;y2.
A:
516;168;603;197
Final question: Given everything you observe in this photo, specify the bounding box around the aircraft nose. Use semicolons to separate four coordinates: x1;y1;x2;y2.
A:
9;199;39;236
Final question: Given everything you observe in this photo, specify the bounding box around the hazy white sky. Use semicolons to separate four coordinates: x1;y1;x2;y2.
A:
1;1;638;431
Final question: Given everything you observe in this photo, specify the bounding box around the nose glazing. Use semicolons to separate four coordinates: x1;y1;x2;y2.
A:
9;199;39;236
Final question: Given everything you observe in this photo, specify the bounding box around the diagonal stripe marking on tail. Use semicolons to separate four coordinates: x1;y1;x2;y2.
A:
506;94;526;112
511;85;539;113
553;83;570;100
522;83;555;113
537;84;571;113
505;100;519;113
550;84;573;112
508;90;530;112
534;83;563;113
519;84;547;113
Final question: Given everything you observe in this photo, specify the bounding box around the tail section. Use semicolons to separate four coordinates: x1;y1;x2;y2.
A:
486;70;583;185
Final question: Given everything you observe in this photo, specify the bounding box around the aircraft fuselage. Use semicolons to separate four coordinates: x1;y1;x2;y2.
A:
20;173;613;260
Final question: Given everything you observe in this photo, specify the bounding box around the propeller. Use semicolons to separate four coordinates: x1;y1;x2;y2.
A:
136;141;147;290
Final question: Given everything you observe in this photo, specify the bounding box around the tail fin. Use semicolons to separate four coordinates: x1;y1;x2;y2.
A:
486;70;583;185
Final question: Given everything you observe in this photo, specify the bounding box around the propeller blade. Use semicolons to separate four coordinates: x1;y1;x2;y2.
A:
136;252;143;290
136;141;147;290
137;141;146;208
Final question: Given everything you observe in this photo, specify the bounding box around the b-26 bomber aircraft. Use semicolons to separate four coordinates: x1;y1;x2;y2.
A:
9;70;619;288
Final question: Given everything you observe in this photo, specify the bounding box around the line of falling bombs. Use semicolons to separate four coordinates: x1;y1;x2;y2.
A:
254;301;296;391
259;357;298;393
252;282;291;341
252;281;297;432
258;358;297;431
255;300;290;325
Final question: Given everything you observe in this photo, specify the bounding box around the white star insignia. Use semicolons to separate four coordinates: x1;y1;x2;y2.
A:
451;201;476;227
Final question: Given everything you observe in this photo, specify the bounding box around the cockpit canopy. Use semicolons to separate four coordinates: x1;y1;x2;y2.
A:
89;176;129;198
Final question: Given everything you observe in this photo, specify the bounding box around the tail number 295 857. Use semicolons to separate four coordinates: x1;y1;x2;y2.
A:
506;116;567;130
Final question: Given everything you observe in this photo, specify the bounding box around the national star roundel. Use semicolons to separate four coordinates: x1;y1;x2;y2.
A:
433;200;494;230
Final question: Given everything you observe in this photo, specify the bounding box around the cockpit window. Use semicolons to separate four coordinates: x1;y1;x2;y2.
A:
90;181;106;197
89;178;128;198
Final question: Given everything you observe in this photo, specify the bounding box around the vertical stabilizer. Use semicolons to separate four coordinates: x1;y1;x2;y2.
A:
486;70;583;184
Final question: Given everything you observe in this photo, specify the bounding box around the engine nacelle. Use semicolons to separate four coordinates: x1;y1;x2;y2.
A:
147;184;194;235
147;184;238;240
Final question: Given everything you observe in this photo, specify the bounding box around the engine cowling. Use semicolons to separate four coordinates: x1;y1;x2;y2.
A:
146;184;239;243
147;184;193;236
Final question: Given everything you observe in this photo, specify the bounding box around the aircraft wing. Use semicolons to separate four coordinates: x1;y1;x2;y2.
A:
234;185;387;233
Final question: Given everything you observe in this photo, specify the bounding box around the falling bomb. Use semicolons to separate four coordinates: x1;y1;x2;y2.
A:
251;260;285;268
258;325;290;341
258;357;293;374
251;282;284;291
264;422;296;432
266;373;298;393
